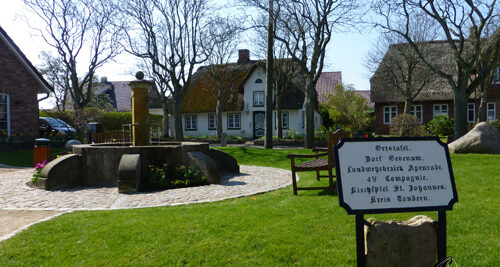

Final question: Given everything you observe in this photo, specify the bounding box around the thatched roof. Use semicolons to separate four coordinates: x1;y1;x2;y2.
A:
182;59;310;112
370;40;458;103
181;61;258;113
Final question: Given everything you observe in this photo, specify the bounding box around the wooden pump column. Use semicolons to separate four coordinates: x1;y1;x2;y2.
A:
129;71;152;146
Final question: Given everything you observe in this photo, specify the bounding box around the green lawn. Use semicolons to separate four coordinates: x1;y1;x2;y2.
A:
0;147;499;266
0;148;67;167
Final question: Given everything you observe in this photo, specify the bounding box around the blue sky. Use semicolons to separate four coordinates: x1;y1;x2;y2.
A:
0;0;378;107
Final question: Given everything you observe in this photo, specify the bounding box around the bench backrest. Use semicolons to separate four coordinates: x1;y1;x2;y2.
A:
328;129;349;168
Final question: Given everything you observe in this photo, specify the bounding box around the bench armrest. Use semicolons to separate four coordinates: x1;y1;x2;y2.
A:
312;147;328;152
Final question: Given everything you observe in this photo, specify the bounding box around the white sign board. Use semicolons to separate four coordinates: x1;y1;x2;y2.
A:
335;137;458;214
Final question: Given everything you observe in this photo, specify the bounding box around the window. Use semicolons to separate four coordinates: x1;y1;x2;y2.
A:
184;115;197;131
467;103;475;123
410;105;423;123
208;114;216;130
281;112;289;129
0;94;8;135
433;104;448;117
255;79;263;84
383;106;397;124
493;68;500;84
253;91;264;107
487;102;496;121
227;113;240;129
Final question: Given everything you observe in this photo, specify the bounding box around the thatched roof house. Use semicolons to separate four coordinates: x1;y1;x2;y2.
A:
370;40;500;135
177;49;322;138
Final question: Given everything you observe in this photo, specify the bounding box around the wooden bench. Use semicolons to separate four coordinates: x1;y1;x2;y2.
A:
287;129;349;195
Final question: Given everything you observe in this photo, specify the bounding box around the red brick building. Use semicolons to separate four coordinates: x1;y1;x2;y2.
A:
370;41;500;135
0;26;52;137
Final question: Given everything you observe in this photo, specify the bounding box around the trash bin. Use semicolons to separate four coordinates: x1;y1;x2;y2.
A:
86;122;103;143
33;138;50;166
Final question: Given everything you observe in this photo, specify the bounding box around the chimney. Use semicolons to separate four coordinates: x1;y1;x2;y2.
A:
237;49;250;64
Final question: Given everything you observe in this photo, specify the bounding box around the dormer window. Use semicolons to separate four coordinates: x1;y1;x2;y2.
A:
255;79;263;84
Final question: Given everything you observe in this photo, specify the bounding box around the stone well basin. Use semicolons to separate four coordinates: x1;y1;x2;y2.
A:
38;142;240;192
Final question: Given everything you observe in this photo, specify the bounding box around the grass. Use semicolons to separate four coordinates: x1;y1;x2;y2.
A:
0;148;67;167
0;147;499;266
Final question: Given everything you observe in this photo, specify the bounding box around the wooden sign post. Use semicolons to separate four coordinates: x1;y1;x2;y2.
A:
334;137;458;267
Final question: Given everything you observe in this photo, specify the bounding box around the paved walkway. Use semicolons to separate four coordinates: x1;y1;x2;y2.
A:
0;165;293;211
0;165;294;241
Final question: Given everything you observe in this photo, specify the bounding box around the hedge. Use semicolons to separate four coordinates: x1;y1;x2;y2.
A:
40;110;163;132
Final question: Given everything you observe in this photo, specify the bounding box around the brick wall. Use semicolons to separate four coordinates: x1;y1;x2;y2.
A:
0;40;41;137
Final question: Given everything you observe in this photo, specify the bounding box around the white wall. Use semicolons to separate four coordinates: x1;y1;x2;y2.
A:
164;66;322;138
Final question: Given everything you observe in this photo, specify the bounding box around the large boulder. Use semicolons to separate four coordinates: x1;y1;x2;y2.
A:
448;122;500;154
365;215;437;267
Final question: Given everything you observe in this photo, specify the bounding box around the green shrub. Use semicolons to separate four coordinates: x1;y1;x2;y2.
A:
144;164;207;191
427;115;454;136
489;120;500;131
390;114;424;137
283;128;304;140
101;112;163;132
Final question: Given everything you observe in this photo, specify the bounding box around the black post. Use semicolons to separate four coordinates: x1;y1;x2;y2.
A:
355;214;365;267
437;210;447;261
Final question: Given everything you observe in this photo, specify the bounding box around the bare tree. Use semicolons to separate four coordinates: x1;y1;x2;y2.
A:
252;16;302;139
366;14;439;114
38;52;70;111
474;25;500;122
244;0;360;148
140;60;172;138
23;0;122;110
372;0;500;139
120;0;210;141
205;17;242;139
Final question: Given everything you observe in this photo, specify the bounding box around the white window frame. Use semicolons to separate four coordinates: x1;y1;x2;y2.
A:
208;113;216;130
0;94;10;136
383;106;397;124
281;112;289;129
184;114;197;131
410;105;423;123
467;103;475;123
227;113;241;129
253;91;264;107
487;102;496;121
433;104;449;117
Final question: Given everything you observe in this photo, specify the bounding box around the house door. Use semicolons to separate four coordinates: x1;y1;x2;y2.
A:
253;111;265;138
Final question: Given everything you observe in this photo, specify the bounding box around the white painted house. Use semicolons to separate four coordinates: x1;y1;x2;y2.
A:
180;49;321;139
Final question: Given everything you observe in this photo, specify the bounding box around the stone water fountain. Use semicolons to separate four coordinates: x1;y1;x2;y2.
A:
37;72;239;193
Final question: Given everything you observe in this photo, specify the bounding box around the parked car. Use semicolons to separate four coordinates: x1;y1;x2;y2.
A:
39;117;76;137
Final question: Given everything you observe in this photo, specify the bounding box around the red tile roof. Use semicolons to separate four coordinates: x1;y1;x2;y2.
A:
316;72;342;103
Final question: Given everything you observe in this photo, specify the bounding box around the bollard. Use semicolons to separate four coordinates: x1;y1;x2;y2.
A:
33;138;50;166
86;122;103;144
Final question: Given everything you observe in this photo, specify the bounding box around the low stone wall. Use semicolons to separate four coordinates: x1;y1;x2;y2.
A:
253;139;327;147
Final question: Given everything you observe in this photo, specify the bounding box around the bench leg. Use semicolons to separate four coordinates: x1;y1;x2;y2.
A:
328;168;334;195
292;169;298;195
290;158;298;195
316;170;320;181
